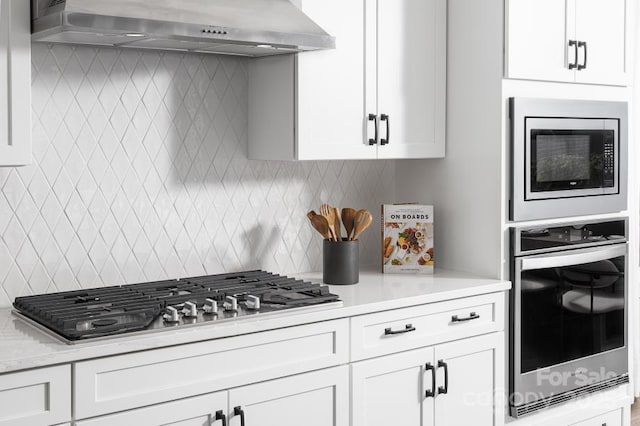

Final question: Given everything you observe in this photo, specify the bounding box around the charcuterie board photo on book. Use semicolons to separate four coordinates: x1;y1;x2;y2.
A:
382;204;434;274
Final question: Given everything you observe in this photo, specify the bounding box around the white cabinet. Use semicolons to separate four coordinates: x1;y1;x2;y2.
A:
506;0;628;86
352;347;434;426
0;365;71;426
75;391;228;426
0;0;31;165
248;0;446;160
351;333;503;426
76;367;348;426
228;366;349;426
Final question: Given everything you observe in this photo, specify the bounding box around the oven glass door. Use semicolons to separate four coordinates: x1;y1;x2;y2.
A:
525;118;619;201
517;245;626;374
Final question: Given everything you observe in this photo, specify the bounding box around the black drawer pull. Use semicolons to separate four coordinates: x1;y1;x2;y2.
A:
451;312;480;323
568;40;578;70
368;113;378;146
437;360;449;394
425;362;436;398
384;323;416;335
215;410;227;426
577;41;587;70
233;406;245;426
380;114;390;145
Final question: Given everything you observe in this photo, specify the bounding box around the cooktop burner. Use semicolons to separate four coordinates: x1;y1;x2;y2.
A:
13;271;341;343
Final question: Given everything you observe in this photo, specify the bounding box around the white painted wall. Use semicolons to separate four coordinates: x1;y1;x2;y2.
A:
396;0;505;279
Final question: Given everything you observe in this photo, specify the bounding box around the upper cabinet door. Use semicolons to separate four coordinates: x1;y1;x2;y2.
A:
296;0;375;160
574;0;627;85
376;0;446;159
505;0;574;83
506;0;628;86
0;0;31;166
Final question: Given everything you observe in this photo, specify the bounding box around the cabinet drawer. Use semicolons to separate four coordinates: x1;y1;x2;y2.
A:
75;319;348;419
350;293;504;360
570;408;622;426
0;365;71;426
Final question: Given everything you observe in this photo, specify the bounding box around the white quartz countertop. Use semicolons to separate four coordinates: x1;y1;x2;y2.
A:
0;269;510;374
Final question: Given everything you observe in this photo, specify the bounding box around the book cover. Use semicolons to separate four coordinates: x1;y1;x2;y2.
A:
382;204;434;274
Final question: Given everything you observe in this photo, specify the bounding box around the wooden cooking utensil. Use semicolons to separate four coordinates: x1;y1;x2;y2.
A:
333;207;342;241
341;208;356;240
309;214;332;240
306;210;317;220
352;209;373;241
320;204;337;241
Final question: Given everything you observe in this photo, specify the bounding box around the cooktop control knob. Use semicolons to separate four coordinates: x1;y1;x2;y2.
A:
223;295;238;311
163;306;180;323
246;295;260;310
182;301;198;318
203;298;218;314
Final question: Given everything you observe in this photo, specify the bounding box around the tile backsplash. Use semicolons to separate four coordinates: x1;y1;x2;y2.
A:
0;44;395;307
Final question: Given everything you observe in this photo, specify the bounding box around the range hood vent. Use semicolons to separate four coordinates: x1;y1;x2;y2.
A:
31;0;335;57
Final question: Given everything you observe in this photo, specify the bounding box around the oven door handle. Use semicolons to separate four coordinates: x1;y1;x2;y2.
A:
521;244;627;271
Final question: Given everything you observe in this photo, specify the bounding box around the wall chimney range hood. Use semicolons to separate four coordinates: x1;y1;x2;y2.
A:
31;0;335;57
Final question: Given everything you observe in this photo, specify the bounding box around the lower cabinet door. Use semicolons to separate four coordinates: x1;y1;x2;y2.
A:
228;366;349;426
351;347;435;426
75;391;228;426
433;333;504;426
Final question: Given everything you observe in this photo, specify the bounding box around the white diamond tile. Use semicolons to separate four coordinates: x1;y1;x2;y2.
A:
0;242;13;282
3;170;26;211
51;124;74;163
52;216;75;253
3;216;26;258
52;262;79;292
28;215;51;255
15;194;39;233
76;259;100;288
64;100;85;141
76;77;98;117
40;192;63;231
89;236;110;272
27;261;50;295
100;256;122;286
15;240;39;280
87;104;109;140
4;264;29;300
0;45;395;307
40;238;63;278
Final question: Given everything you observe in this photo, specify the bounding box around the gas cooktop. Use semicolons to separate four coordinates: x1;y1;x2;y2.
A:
13;270;341;343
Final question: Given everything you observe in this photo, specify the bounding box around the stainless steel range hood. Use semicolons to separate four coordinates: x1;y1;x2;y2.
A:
31;0;335;57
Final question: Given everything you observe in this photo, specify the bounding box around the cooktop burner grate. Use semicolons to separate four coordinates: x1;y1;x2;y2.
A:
13;271;340;342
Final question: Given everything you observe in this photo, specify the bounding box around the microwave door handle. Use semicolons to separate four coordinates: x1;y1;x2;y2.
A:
521;244;627;271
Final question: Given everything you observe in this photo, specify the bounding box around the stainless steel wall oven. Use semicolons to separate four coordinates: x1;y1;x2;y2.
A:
510;98;628;221
509;218;628;417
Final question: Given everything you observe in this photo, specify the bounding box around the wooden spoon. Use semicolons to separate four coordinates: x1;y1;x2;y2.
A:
306;210;317;220
352;209;373;241
333;207;342;241
320;204;337;241
309;214;332;240
341;208;356;240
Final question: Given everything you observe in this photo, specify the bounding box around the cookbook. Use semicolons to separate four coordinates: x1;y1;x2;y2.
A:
382;204;434;274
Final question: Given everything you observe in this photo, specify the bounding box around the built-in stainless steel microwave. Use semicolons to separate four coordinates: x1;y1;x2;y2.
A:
510;98;628;222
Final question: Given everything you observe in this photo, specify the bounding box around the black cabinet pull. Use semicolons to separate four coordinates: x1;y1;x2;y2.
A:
568;40;578;70
233;406;245;426
380;114;390;145
577;41;587;70
215;410;227;426
425;362;436;398
451;312;480;323
368;114;378;146
384;323;416;335
437;360;449;394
